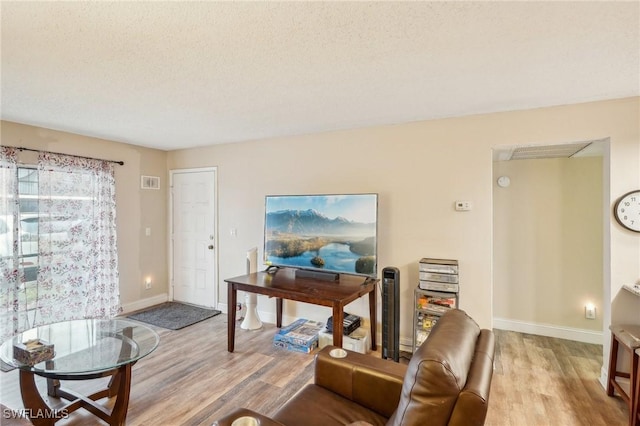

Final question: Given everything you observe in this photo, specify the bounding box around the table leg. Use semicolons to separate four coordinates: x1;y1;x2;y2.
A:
45;360;60;397
108;369;122;398
19;370;58;425
369;284;377;350
117;327;134;363
46;367;133;425
228;282;237;352
276;298;283;328
108;364;132;426
332;305;344;349
109;327;134;397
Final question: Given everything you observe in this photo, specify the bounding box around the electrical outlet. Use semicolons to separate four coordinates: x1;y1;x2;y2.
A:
585;304;596;319
145;278;152;290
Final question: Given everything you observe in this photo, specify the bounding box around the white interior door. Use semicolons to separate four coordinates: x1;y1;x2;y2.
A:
171;169;217;308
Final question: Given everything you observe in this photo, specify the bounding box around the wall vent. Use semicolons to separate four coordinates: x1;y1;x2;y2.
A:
509;142;591;160
141;175;160;190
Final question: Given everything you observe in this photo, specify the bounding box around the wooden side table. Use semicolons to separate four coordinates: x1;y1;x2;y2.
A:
634;348;640;426
607;324;640;426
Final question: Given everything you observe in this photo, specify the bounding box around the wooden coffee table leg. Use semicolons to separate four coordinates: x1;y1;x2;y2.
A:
19;370;56;425
108;369;122;398
108;364;132;426
45;361;61;397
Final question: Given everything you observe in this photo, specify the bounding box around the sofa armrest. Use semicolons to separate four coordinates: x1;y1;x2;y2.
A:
212;408;286;426
314;346;407;418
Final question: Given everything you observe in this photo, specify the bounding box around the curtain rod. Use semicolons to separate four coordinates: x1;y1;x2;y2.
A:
15;147;124;166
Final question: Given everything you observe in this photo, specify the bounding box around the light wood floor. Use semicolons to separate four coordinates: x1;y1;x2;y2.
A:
0;314;628;425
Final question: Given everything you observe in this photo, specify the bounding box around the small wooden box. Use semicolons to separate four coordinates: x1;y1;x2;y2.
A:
13;339;54;366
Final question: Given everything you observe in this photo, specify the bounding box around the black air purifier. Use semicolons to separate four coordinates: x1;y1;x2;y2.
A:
381;267;400;362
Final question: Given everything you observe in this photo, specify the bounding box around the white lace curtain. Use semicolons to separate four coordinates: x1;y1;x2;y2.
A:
0;147;21;341
0;149;120;341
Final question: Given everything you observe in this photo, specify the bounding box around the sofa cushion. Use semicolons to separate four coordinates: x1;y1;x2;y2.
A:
387;309;481;426
273;384;388;426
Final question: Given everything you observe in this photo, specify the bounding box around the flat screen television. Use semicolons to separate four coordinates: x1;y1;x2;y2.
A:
264;193;378;278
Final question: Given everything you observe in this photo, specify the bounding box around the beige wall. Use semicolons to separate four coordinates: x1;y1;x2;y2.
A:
493;157;603;332
168;97;640;348
170;121;496;335
0;121;169;311
2;96;638;356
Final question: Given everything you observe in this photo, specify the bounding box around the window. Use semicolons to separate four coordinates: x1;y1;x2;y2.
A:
1;148;120;340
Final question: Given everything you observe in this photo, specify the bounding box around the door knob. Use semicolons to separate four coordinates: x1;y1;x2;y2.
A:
208;245;214;250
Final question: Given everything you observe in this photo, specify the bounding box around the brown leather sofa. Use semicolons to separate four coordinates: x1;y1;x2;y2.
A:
214;308;495;426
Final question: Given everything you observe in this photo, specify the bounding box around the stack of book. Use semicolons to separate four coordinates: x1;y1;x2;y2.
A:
273;319;324;353
326;313;361;336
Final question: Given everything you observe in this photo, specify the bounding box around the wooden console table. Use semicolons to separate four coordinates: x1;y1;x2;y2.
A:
225;268;378;352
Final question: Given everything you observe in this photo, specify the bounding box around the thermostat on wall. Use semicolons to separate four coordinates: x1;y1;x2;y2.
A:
455;201;472;211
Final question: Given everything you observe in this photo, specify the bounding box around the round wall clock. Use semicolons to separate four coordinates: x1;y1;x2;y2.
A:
613;190;640;233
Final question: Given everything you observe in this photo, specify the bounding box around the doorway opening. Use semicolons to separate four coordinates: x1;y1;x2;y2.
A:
491;139;609;348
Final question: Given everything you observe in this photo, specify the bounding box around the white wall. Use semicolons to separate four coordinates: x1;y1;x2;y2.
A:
4;96;637;356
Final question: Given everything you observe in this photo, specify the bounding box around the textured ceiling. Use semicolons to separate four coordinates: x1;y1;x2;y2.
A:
1;1;639;151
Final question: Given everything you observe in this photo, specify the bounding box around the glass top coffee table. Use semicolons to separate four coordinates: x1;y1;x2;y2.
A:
0;318;159;425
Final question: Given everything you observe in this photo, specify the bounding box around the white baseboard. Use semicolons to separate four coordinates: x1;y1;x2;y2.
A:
493;317;603;345
599;366;608;390
121;293;169;314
